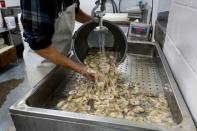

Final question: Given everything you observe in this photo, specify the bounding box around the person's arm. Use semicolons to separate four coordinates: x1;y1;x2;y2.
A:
75;8;92;23
35;44;95;80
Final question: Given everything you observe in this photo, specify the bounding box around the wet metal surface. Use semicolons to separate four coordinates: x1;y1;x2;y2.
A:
0;59;30;131
11;43;196;131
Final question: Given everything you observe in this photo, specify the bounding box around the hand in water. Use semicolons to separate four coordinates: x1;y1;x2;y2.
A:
79;67;96;81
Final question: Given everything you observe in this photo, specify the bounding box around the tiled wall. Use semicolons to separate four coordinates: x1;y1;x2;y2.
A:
158;0;171;12
163;0;197;124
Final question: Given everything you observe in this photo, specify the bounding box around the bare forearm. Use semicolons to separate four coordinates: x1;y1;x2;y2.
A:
75;9;92;23
35;45;83;73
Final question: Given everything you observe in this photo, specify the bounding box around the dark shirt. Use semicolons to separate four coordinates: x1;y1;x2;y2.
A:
20;0;80;50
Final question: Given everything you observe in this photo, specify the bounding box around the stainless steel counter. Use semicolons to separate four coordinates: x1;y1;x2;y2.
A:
154;11;169;48
9;42;196;131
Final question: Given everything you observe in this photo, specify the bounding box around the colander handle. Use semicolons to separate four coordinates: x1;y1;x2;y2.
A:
72;31;78;40
67;50;74;58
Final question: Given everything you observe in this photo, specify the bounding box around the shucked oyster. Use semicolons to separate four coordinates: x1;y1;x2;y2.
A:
56;51;174;126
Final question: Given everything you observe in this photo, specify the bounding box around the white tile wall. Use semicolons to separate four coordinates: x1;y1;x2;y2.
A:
158;0;172;12
164;0;197;124
165;4;180;43
194;53;197;73
172;4;197;74
164;35;197;124
174;0;190;6
190;0;197;9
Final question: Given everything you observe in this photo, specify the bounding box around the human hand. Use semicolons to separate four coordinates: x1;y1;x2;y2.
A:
78;66;96;81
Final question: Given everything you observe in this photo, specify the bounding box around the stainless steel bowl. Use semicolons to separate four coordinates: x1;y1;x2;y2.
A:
73;20;127;65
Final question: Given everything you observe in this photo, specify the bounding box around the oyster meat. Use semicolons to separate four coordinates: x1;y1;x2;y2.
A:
56;51;175;126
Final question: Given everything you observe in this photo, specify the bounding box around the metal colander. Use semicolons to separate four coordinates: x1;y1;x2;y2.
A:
73;20;127;65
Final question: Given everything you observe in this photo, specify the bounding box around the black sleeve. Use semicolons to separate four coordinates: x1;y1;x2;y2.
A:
21;0;55;50
75;0;80;13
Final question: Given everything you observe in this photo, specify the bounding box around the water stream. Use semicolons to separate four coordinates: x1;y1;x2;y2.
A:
98;30;106;54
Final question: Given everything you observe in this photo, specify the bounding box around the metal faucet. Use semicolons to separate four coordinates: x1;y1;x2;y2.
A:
91;0;107;30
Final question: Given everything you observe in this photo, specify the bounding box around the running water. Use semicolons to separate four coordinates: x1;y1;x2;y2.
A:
98;29;106;54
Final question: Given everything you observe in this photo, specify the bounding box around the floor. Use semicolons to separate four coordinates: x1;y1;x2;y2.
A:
0;59;31;131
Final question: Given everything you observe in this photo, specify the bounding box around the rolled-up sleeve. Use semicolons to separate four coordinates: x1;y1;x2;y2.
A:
21;0;79;50
21;0;55;50
22;16;54;50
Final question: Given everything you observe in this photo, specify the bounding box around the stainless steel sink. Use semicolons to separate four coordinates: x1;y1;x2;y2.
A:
10;42;196;131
